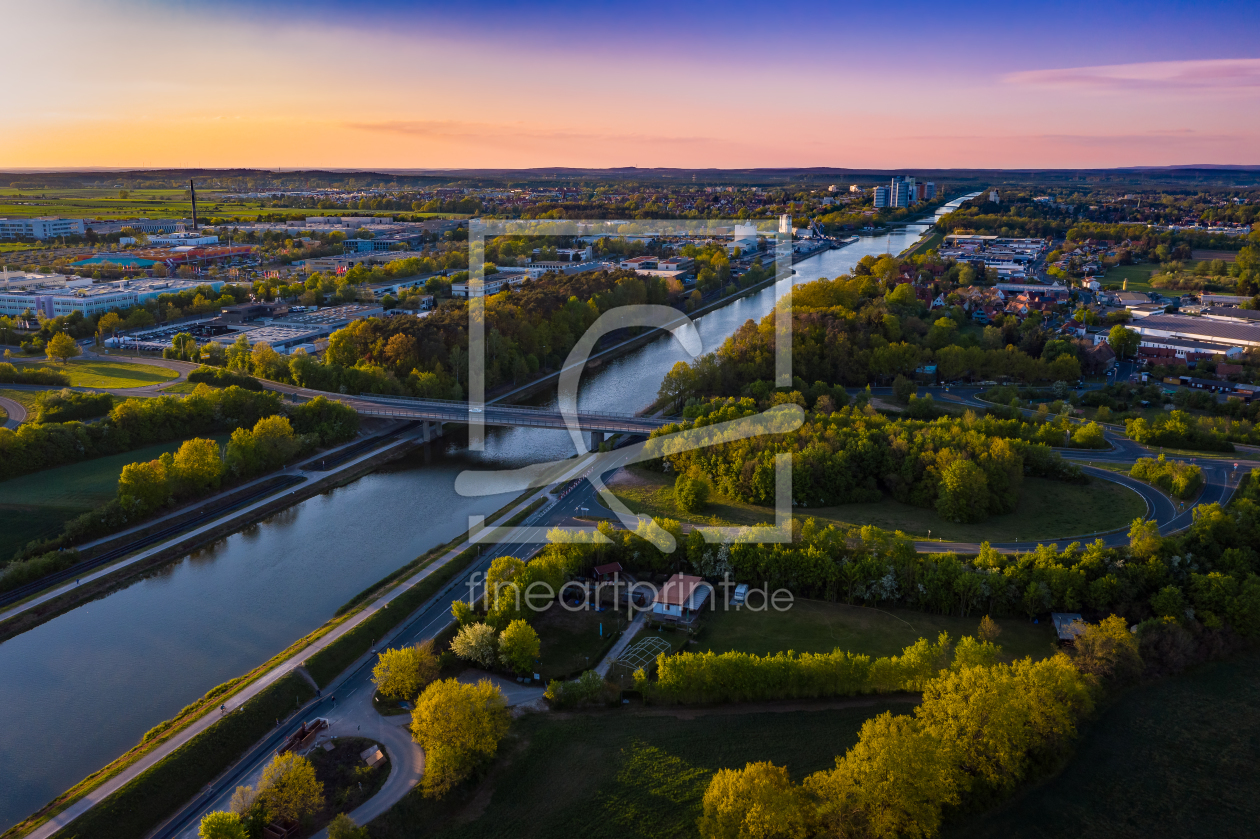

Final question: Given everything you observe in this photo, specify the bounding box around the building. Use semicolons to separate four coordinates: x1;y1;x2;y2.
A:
651;573;711;624
0;217;86;240
450;275;529;298
1051;613;1086;642
889;176;913;208
0;278;226;318
1138;335;1242;364
873;186;889;208
1129;313;1260;351
149;232;219;247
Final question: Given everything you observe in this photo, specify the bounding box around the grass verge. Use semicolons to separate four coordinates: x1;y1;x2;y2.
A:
13;360;177;389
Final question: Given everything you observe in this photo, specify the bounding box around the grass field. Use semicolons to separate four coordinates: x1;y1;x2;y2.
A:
608;466;1146;543
1100;263;1157;290
16;359;177;389
954;649;1260;839
693;599;1058;662
0;434;228;558
369;701;909;839
534;605;631;680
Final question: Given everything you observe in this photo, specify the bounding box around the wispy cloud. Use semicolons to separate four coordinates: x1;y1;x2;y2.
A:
346;119;739;149
1006;58;1260;92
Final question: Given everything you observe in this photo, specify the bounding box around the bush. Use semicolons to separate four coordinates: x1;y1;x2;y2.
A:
31;389;114;424
544;670;614;709
0;549;80;592
187;365;265;391
674;473;710;513
0;361;69;386
1130;455;1204;499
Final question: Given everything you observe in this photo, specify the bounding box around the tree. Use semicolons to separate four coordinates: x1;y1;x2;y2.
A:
373;641;440;701
978;615;1001;644
411;678;510;797
451;599;476;626
173;437;223;494
675;474;710;513
118;456;172;514
1071;615;1142;683
935;459;989;523
327;813;369;839
498;619;540;673
1151;585;1186;619
1107;324;1139;359
892;374;916;404
97;311;123;338
451;622;499;668
699;761;808;839
199;811;247;839
1128;517;1162;560
46;332;81;364
256;752;323;825
805;712;958;839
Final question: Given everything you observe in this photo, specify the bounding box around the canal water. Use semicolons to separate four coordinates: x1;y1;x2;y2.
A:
0;197;973;830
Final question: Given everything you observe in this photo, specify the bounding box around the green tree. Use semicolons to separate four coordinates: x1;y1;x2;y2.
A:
411;678;510;798
45;332;81;364
451;599;476;626
198;810;247;839
498;619;540;673
327;813;369;839
373;641;440;701
451;622;499;668
173;437;223;494
256;752;323;825
892;374;915;404
935;459;989;523
699;761;809;839
1107;324;1139;359
675;473;710;513
1151;585;1186;619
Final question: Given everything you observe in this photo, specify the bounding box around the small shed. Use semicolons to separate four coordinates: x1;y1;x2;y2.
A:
1051;612;1087;642
592;562;624;582
360;745;386;768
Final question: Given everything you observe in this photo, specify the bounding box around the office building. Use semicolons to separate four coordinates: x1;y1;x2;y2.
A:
0;217;87;240
873;186;889;208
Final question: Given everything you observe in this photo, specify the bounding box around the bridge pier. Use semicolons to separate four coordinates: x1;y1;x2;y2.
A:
420;421;444;443
590;430;604;450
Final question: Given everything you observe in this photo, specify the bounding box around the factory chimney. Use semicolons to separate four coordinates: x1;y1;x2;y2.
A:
190;179;199;230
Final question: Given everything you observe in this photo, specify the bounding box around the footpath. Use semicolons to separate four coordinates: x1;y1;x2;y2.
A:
24;450;595;839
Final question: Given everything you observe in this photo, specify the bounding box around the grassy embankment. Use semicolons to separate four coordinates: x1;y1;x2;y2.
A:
368;701;911;839
607;464;1146;543
1099;263;1157;291
39;672;315;839
0;434;229;558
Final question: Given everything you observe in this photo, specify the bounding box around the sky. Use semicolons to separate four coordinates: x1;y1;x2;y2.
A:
4;0;1259;170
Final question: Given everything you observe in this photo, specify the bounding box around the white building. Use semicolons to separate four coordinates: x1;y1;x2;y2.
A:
149;232;219;247
0;278;226;318
0;217;86;240
1130;313;1260;351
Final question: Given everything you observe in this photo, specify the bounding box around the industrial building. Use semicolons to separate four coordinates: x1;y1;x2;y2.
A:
1129;313;1260;351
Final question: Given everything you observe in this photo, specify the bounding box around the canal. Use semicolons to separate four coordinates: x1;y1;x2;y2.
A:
0;196;974;830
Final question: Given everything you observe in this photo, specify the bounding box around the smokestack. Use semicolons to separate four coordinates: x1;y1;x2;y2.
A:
190;179;198;231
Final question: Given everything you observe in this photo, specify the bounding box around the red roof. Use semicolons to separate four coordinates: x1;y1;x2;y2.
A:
655;573;706;607
593;562;623;576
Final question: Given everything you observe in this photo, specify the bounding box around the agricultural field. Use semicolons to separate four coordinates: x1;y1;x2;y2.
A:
692;599;1058;662
0;434;228;558
369;699;911;839
13;359;178;389
0;187;466;224
955;649;1260;839
606;466;1146;543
